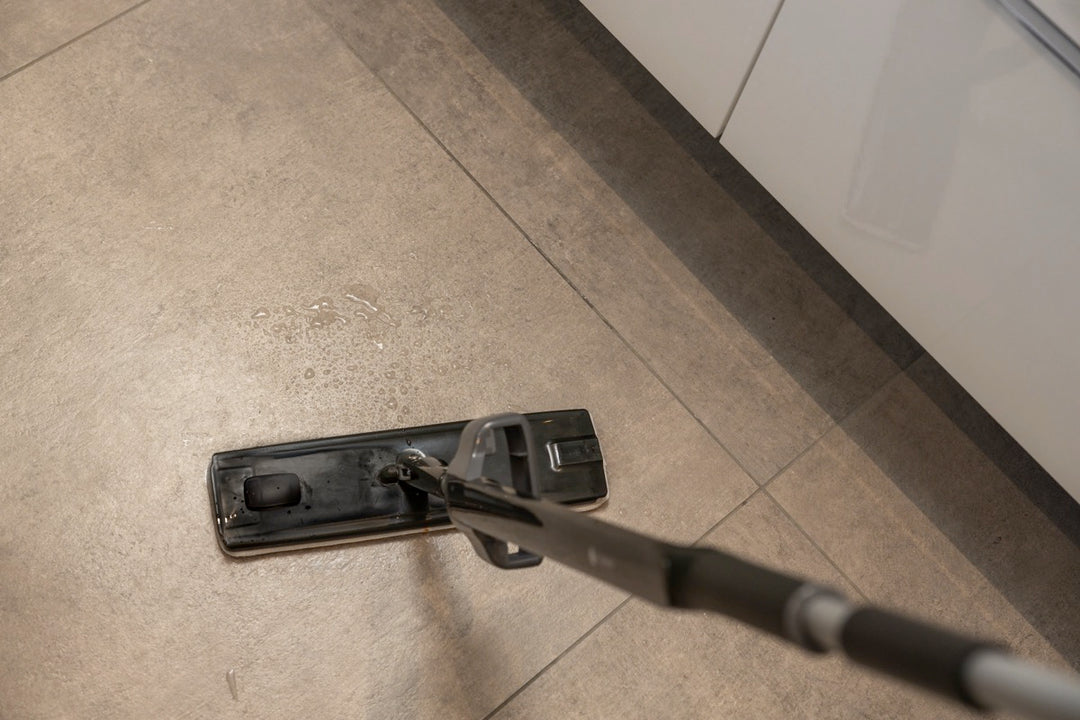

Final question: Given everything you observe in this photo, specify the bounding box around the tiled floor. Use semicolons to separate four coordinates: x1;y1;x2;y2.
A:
1;0;1076;718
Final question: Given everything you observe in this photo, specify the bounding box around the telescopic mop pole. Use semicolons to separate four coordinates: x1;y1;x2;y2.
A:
396;414;1080;720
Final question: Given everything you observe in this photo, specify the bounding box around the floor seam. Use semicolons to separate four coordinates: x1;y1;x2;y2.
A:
479;367;911;714
479;595;631;720
302;15;783;711
480;487;763;719
757;365;912;604
314;0;892;633
384;102;762;486
690;486;763;547
308;0;764;488
763;486;870;602
756;358;915;492
759;424;835;492
0;0;155;84
761;362;907;492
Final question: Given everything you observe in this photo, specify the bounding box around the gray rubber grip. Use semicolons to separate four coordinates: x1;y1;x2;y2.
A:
841;608;999;707
671;548;806;642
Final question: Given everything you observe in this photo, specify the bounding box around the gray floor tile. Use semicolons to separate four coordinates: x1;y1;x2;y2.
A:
907;354;1080;544
309;0;903;481
492;492;977;719
0;0;136;77
0;0;754;716
8;1;1071;719
541;1;924;371
768;372;1080;669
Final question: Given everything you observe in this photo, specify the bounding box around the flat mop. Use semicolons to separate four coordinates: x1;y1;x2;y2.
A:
208;410;1080;719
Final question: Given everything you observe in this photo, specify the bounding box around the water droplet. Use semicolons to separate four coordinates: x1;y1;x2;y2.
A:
344;283;379;310
303;368;315;379
385;397;398;410
226;669;239;701
305;296;347;329
251;308;270;319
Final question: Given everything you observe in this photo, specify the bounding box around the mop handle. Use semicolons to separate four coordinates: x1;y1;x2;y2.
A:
402;450;1080;720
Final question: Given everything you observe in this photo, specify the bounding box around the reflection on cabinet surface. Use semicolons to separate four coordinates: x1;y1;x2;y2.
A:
723;0;1080;500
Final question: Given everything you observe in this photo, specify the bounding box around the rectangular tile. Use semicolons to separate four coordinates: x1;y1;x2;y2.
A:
493;493;977;719
0;0;136;76
309;0;903;481
0;0;754;717
768;372;1080;669
906;354;1080;542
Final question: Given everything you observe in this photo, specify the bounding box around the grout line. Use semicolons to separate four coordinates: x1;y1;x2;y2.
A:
690;486;763;546
763;485;870;602
479;595;632;720
753;365;912;602
0;0;155;84
760;361;908;494
314;0;891;622
759;426;831;491
311;6;767;489
317;4;898;612
481;487;762;719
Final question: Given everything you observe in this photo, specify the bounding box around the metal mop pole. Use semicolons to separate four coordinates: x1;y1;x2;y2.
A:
396;414;1080;720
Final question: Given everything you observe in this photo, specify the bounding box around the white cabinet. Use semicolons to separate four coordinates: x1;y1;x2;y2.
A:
580;0;782;135
723;0;1080;500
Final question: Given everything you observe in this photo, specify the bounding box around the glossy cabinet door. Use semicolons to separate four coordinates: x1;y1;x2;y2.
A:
723;0;1080;500
580;0;782;135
